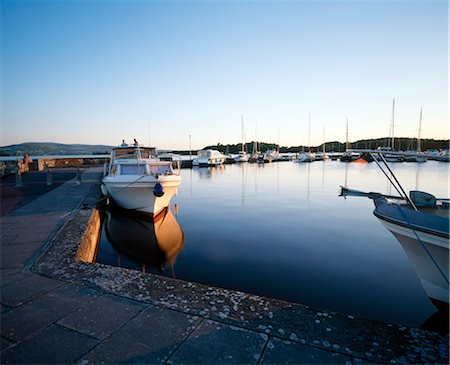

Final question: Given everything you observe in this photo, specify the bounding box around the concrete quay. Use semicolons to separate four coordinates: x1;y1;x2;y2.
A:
1;167;448;364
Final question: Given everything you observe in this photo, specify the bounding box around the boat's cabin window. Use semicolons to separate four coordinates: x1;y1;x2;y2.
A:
148;164;172;175
198;150;210;158
120;164;143;175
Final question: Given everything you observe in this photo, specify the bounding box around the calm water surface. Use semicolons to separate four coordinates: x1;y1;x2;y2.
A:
96;160;448;329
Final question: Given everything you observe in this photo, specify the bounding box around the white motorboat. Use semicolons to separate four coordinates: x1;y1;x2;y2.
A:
192;149;226;167
294;151;316;163
101;144;181;215
340;150;449;306
294;113;316;163
234;151;249;163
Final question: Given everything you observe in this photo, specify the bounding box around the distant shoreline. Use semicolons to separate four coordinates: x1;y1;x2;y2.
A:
1;138;448;156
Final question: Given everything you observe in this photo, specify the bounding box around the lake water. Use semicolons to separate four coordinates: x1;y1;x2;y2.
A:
96;160;448;330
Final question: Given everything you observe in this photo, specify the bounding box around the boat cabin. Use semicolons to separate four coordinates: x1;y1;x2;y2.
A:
112;146;157;160
108;146;174;177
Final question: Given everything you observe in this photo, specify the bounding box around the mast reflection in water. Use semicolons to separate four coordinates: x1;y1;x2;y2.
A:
96;204;184;275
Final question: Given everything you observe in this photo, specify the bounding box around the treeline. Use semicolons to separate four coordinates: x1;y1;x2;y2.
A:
176;137;449;154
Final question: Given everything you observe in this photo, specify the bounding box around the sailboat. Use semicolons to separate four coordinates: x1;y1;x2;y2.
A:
340;119;356;162
294;114;316;163
404;108;427;163
249;124;263;163
315;127;330;161
385;98;404;162
234;115;249;163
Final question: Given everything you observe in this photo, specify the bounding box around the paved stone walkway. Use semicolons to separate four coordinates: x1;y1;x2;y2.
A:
0;167;448;364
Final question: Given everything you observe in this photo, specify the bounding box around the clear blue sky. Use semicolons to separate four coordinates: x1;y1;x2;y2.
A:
1;0;447;150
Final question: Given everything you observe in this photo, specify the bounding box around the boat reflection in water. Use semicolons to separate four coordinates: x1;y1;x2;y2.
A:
100;203;184;274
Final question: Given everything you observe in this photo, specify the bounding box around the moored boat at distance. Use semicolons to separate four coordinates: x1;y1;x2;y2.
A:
234;114;249;162
294;151;316;163
234;151;249;163
192;149;226;167
340;150;449;306
101;142;181;215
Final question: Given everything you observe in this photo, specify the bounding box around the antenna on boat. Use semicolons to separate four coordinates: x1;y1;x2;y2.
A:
148;117;151;148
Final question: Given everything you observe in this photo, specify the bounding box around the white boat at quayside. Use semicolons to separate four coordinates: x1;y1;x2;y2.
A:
192;149;226;167
101;143;182;215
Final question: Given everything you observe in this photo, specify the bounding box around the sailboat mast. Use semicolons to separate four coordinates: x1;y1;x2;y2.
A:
345;118;349;151
417;107;422;152
241;114;244;153
277;128;280;152
323;127;325;153
391;98;395;150
308;113;311;153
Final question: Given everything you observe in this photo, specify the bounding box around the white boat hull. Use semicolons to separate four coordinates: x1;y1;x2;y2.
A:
294;152;316;163
102;176;181;215
378;218;449;303
234;154;249;163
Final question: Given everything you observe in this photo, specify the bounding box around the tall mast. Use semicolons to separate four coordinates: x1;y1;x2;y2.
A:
417;107;422;152
323;127;325;153
345;118;349;151
308;113;311;152
148;117;151;147
277;128;280;149
391;98;395;150
241;114;244;153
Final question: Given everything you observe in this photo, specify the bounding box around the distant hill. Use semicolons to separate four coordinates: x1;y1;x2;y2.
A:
0;142;114;156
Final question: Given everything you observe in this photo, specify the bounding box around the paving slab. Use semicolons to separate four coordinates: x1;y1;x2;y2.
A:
0;337;15;352
259;337;352;364
58;293;148;340
0;268;33;288
1;283;100;341
167;319;268;364
1;324;99;364
0;232;20;245
1;243;43;269
79;305;201;364
0;273;63;307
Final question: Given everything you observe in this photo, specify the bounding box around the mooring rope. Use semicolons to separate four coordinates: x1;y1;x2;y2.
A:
96;174;148;204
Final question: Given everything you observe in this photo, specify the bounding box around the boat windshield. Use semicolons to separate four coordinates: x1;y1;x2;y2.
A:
120;164;144;175
116;163;173;176
148;164;172;175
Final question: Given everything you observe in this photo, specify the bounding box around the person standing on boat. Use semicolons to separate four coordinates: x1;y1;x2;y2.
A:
121;140;127;147
134;139;139;146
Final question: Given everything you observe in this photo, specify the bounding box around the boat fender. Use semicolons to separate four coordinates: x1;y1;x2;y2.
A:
100;184;109;196
153;183;164;197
